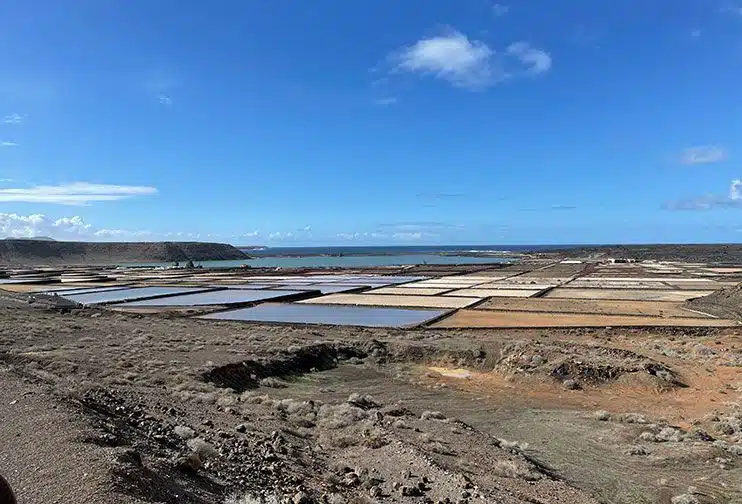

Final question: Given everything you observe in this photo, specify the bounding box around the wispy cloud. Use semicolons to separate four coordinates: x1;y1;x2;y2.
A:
374;97;398;106
157;94;173;106
0;182;158;206
680;145;727;165
720;4;742;16
664;179;742;210
506;42;552;74
492;4;509;17
691;29;701;39
0;141;18;147
2;113;24;124
416;191;465;199
384;28;551;90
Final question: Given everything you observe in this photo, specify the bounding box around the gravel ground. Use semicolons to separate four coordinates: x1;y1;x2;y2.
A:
1;290;741;504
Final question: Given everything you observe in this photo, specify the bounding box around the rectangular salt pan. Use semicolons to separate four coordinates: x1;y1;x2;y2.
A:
62;286;213;305
116;289;309;307
42;286;132;296
200;303;447;328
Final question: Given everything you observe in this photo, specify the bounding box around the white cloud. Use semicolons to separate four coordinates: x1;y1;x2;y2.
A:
336;232;361;240
0;213;166;240
386;29;550;90
392;232;423;240
242;230;260;237
158;94;173;105
2;113;23;124
506;42;552;74
0;182;158;205
268;231;294;240
93;228;128;238
691;29;701;38
301;225;312;232
681;145;727;165
391;30;494;89
0;213;91;238
0;141;17;147
492;3;509;16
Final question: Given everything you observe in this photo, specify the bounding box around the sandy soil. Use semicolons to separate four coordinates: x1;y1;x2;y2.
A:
475;298;714;318
430;309;737;328
546;288;716;302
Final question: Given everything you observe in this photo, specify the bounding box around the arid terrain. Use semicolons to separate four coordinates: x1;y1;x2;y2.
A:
2;254;742;504
0;240;247;266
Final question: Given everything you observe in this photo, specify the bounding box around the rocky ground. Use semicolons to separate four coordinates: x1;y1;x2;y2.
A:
687;285;742;320
1;291;742;504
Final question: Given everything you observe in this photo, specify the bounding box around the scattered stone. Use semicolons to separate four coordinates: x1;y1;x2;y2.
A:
114;448;142;467
347;393;380;409
690;429;714;442
656;427;683;443
187;438;218;459
594;410;610;421
173;425;195;440
563;379;580;390
235;423;247;433
293;491;311;504
421;411;446;420
626;445;648;456
260;377;287;388
401;485;423;497
174;453;203;472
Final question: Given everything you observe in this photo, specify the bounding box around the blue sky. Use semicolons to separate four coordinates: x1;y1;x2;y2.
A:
2;0;742;245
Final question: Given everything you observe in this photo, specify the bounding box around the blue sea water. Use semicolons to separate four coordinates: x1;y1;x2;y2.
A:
244;245;574;256
123;244;576;269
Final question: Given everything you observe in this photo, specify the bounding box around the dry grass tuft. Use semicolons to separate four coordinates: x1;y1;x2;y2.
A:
492;459;541;480
317;403;369;429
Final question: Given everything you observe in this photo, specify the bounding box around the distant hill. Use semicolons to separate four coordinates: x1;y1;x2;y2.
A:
4;236;56;241
0;240;248;266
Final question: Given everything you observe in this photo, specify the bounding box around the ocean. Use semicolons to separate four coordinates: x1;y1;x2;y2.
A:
121;244;575;269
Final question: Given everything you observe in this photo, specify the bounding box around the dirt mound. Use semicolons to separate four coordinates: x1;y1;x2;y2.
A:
686;283;742;319
486;341;685;390
0;239;248;266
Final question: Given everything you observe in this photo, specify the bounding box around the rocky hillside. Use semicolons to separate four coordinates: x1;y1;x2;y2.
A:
686;283;742;319
0;240;248;266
